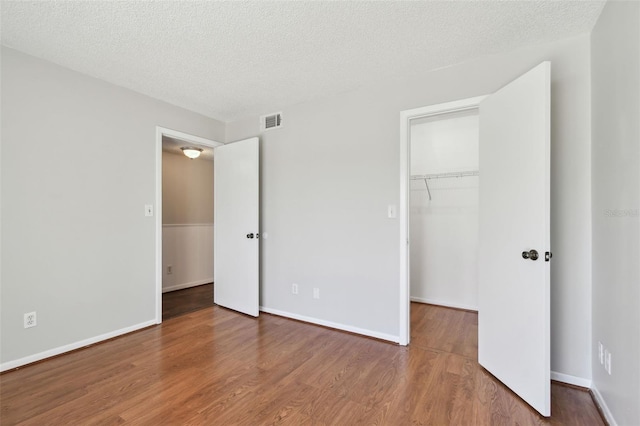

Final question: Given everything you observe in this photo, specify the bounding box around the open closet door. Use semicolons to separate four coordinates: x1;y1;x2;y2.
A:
214;137;260;317
478;62;551;416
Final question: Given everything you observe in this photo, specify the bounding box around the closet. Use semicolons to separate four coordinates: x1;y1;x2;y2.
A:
409;109;479;311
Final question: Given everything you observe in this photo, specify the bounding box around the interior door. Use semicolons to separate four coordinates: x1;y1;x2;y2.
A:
214;137;260;317
478;62;551;416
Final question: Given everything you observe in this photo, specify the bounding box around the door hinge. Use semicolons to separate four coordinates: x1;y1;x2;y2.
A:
545;251;552;262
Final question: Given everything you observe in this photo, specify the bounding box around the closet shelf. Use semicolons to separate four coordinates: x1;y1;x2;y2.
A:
410;170;479;201
410;170;479;180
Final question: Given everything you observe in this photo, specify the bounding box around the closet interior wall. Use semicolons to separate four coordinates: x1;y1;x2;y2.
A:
409;109;480;311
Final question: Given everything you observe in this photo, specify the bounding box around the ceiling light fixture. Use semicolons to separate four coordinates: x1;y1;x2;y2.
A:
181;147;203;159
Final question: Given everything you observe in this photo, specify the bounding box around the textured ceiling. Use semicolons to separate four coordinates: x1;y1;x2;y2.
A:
1;1;605;122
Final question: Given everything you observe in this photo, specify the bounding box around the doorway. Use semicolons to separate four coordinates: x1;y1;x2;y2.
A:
398;61;552;417
154;127;223;323
399;96;486;345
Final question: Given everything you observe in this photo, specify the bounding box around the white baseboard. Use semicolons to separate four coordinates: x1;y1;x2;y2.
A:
591;385;618;426
162;278;213;293
550;371;592;388
259;306;399;343
410;296;478;312
0;320;156;373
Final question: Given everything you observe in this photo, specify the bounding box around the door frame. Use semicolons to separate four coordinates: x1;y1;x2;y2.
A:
155;127;224;324
398;95;486;345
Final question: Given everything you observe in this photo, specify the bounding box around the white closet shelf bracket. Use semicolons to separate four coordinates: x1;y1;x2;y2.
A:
423;178;432;200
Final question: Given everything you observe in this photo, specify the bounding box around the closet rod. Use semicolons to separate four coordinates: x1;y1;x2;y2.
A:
410;170;479;180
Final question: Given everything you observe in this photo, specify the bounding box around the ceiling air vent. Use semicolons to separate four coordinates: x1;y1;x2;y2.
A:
260;112;283;131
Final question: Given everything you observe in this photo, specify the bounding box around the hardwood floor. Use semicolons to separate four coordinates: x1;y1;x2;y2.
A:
162;283;214;321
1;301;604;425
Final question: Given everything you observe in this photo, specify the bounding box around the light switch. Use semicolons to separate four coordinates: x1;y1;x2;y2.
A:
145;204;153;217
388;204;397;219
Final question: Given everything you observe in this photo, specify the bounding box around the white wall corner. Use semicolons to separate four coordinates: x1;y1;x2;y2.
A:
590;385;618;426
550;370;592;388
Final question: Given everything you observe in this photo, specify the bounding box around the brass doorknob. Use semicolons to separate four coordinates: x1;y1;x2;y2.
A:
522;249;539;261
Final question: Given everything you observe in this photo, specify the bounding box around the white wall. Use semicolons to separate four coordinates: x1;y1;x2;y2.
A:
227;35;593;381
162;150;214;224
410;111;479;310
0;47;225;368
162;224;214;292
591;1;640;424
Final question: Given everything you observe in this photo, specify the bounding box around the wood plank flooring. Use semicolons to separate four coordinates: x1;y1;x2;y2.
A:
162;283;214;321
1;300;604;425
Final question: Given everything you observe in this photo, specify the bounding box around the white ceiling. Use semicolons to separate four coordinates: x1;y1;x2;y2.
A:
1;1;605;122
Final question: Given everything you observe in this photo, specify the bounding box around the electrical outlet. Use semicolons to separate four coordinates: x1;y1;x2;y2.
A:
292;283;298;295
598;342;604;364
24;312;37;328
605;350;612;375
167;265;173;275
313;288;320;299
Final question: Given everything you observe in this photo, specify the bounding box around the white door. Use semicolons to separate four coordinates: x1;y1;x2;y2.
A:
214;137;260;317
478;62;551;416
